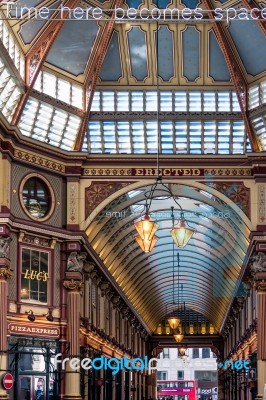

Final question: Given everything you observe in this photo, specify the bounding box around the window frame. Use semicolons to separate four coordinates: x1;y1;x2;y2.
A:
19;173;55;222
20;246;51;305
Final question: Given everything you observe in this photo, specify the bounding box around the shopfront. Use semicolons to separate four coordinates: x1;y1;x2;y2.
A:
7;323;61;400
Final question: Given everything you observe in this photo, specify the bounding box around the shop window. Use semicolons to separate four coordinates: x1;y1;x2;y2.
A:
163;348;170;358
192;348;199;358
177;370;184;379
20;174;55;221
202;348;211;358
21;248;49;303
157;371;168;380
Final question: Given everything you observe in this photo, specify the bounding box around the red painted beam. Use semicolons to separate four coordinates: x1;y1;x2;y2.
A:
74;0;123;151
11;0;80;126
201;0;260;152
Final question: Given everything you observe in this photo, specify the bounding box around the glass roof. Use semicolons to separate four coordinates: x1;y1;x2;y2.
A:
0;4;266;153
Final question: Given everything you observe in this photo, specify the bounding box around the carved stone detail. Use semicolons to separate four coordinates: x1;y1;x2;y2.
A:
250;252;266;274
67;252;87;272
0;237;11;259
83;261;95;274
63;279;83;291
254;279;266;292
0;267;13;280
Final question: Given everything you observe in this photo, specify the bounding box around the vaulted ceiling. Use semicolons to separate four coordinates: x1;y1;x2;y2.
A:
85;181;252;332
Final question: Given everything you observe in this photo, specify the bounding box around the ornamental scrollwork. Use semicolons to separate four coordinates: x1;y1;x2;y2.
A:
0;267;13;279
63;279;83;291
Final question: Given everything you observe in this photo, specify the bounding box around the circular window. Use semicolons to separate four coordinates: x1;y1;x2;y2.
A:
20;175;55;221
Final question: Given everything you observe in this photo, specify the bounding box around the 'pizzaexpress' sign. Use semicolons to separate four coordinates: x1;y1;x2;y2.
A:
8;322;60;338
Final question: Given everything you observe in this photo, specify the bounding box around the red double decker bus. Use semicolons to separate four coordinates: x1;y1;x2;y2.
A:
157;379;198;400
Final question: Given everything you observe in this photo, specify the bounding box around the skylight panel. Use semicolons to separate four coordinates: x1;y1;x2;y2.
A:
160;91;172;111
146;91;158;111
203;92;216;111
146;121;158;153
128;190;143;198
218;92;230;111
0;19;25;78
102;91;115;111
261;81;266;105
0;58;23;122
189;91;202;111
175;91;187;112
34;70;83;109
132;121;145;153
175;121;188;153
248;85;259;109
118;121;131;153
203;121;216;154
200;190;212;199
161;121;173;153
232;120;245;153
91;91;100;111
57;79;71;102
19;98;81;149
117;91;129;111
131;91;144;111
232;92;241;111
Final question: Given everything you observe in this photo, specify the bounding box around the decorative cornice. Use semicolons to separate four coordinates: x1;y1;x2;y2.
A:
14;149;65;173
63;279;83;291
0;267;13;280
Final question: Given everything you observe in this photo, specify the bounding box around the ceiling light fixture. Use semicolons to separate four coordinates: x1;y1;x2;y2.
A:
134;182;195;252
173;252;184;343
133;22;195;253
170;207;195;248
168;240;181;329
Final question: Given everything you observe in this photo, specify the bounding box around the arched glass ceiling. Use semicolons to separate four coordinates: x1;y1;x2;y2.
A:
85;183;251;332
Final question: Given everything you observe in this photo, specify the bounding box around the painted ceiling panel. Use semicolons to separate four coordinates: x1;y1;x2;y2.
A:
19;0;62;45
128;27;148;81
46;19;99;76
228;20;266;76
100;31;122;81
125;0;143;7
180;0;200;9
153;0;171;8
182;26;200;81
209;30;230;81
157;27;174;81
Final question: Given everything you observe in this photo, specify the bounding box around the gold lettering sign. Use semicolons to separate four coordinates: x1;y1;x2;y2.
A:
23;269;49;282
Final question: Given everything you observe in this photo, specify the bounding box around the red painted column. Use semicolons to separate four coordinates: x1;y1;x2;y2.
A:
254;273;266;400
63;272;83;400
0;253;12;400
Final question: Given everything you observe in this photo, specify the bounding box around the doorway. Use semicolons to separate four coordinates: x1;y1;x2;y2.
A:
19;376;47;400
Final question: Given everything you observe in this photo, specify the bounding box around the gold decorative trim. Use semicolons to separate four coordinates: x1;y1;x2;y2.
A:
82;167;252;177
204;168;251;176
0;267;13;279
63;279;83;291
14;149;65;173
83;168;131;176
